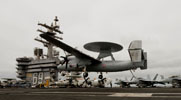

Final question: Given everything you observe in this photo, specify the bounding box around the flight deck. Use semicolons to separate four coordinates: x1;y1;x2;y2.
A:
0;88;181;100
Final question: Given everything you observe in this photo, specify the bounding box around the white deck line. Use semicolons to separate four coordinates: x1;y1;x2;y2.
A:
109;93;152;97
109;93;181;97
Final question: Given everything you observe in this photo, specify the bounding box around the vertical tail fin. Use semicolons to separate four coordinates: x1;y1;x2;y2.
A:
147;75;151;81
160;75;164;80
128;40;147;70
125;77;128;81
153;74;158;81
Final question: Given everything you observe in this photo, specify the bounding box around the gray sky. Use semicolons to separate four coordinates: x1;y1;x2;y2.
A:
0;0;181;79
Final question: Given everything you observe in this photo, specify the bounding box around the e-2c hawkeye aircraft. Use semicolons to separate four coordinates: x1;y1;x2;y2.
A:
38;16;147;80
40;33;147;79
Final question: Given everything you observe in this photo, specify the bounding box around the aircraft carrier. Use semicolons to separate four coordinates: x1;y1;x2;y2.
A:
1;88;181;100
16;17;62;87
9;17;181;100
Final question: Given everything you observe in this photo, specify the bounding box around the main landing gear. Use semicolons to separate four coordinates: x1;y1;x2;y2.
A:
83;72;88;79
98;72;103;79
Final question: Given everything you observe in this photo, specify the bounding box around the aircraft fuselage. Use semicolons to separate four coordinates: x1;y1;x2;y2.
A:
58;60;139;72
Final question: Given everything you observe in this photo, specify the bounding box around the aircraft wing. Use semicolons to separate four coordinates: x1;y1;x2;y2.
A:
139;80;165;85
115;80;136;85
154;81;165;85
40;34;101;65
138;80;152;84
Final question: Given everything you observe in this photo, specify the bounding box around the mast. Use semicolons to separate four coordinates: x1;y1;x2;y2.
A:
35;16;63;59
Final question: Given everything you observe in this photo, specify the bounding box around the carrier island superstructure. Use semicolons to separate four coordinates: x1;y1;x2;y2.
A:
16;17;63;86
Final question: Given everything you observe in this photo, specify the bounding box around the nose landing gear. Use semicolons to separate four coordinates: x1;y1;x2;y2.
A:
83;72;88;79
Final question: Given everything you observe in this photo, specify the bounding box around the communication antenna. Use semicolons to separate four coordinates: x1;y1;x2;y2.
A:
54;16;59;26
36;16;63;58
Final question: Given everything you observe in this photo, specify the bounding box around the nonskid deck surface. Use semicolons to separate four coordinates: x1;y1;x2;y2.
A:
1;88;181;100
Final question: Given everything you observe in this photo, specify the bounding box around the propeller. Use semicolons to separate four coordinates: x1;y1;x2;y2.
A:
60;56;69;69
60;51;71;69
